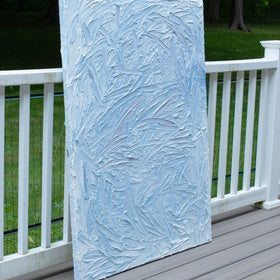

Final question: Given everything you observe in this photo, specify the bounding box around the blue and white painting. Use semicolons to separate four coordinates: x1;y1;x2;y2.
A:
59;0;211;279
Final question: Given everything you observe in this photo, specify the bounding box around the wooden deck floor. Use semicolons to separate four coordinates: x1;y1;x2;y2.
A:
15;206;280;280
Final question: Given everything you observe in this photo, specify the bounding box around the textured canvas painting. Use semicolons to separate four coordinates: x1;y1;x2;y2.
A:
59;0;211;279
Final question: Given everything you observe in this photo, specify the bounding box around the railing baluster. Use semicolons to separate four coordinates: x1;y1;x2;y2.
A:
243;70;257;191
255;69;269;187
18;85;30;255
217;72;232;198
0;86;5;260
41;84;54;248
63;148;72;242
230;71;245;194
207;73;218;184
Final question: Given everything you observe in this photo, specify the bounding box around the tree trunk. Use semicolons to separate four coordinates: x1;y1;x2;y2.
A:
0;0;6;10
18;0;25;11
229;0;250;32
205;0;220;23
42;0;59;24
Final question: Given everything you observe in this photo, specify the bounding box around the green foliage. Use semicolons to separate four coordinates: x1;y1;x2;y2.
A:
0;25;61;70
3;0;47;11
203;0;280;23
267;0;280;21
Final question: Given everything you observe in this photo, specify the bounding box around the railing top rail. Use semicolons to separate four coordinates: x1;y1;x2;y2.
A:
205;58;278;73
0;57;277;86
0;68;63;86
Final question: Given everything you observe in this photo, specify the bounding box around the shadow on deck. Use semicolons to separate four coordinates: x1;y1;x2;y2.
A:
14;206;280;280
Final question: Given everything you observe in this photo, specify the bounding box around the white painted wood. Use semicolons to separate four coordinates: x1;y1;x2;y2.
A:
0;61;277;86
0;241;72;280
0;68;63;86
0;86;5;260
18;85;30;255
211;186;267;216
11;260;73;280
205;58;277;73
217;72;232;198
260;41;280;209
41;84;54;249
243;70;257;191
63;148;72;242
261;40;280;50
207;73;218;184
255;69;269;188
230;71;244;194
0;60;275;86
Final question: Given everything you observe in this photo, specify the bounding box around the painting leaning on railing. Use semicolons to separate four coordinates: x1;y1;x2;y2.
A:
0;10;280;280
59;0;211;279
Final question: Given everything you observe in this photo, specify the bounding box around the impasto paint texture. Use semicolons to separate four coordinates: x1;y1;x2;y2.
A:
59;0;211;279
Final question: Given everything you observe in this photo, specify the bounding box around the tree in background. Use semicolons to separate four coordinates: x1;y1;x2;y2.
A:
205;0;220;23
18;0;25;11
42;0;59;24
1;0;279;27
267;0;280;21
230;0;250;31
0;0;6;10
0;0;26;11
204;0;250;32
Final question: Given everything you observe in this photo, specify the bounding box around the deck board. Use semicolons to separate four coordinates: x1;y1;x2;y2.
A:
15;206;280;280
244;262;280;280
198;245;280;280
145;229;280;280
212;206;280;237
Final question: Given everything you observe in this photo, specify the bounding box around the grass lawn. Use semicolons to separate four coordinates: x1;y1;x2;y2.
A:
204;23;280;61
1;22;280;255
1;23;280;71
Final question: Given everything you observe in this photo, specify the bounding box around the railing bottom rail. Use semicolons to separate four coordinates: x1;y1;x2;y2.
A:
0;241;72;280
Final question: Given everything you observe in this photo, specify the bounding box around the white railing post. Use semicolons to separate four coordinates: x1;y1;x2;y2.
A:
257;41;280;209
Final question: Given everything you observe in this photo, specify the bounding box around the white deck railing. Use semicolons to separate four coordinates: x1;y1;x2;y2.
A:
207;41;280;215
0;40;280;279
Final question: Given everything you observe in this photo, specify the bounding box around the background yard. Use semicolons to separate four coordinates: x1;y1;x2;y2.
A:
1;5;280;255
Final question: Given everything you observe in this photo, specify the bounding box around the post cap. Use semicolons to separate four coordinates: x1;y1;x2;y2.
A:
260;40;280;49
